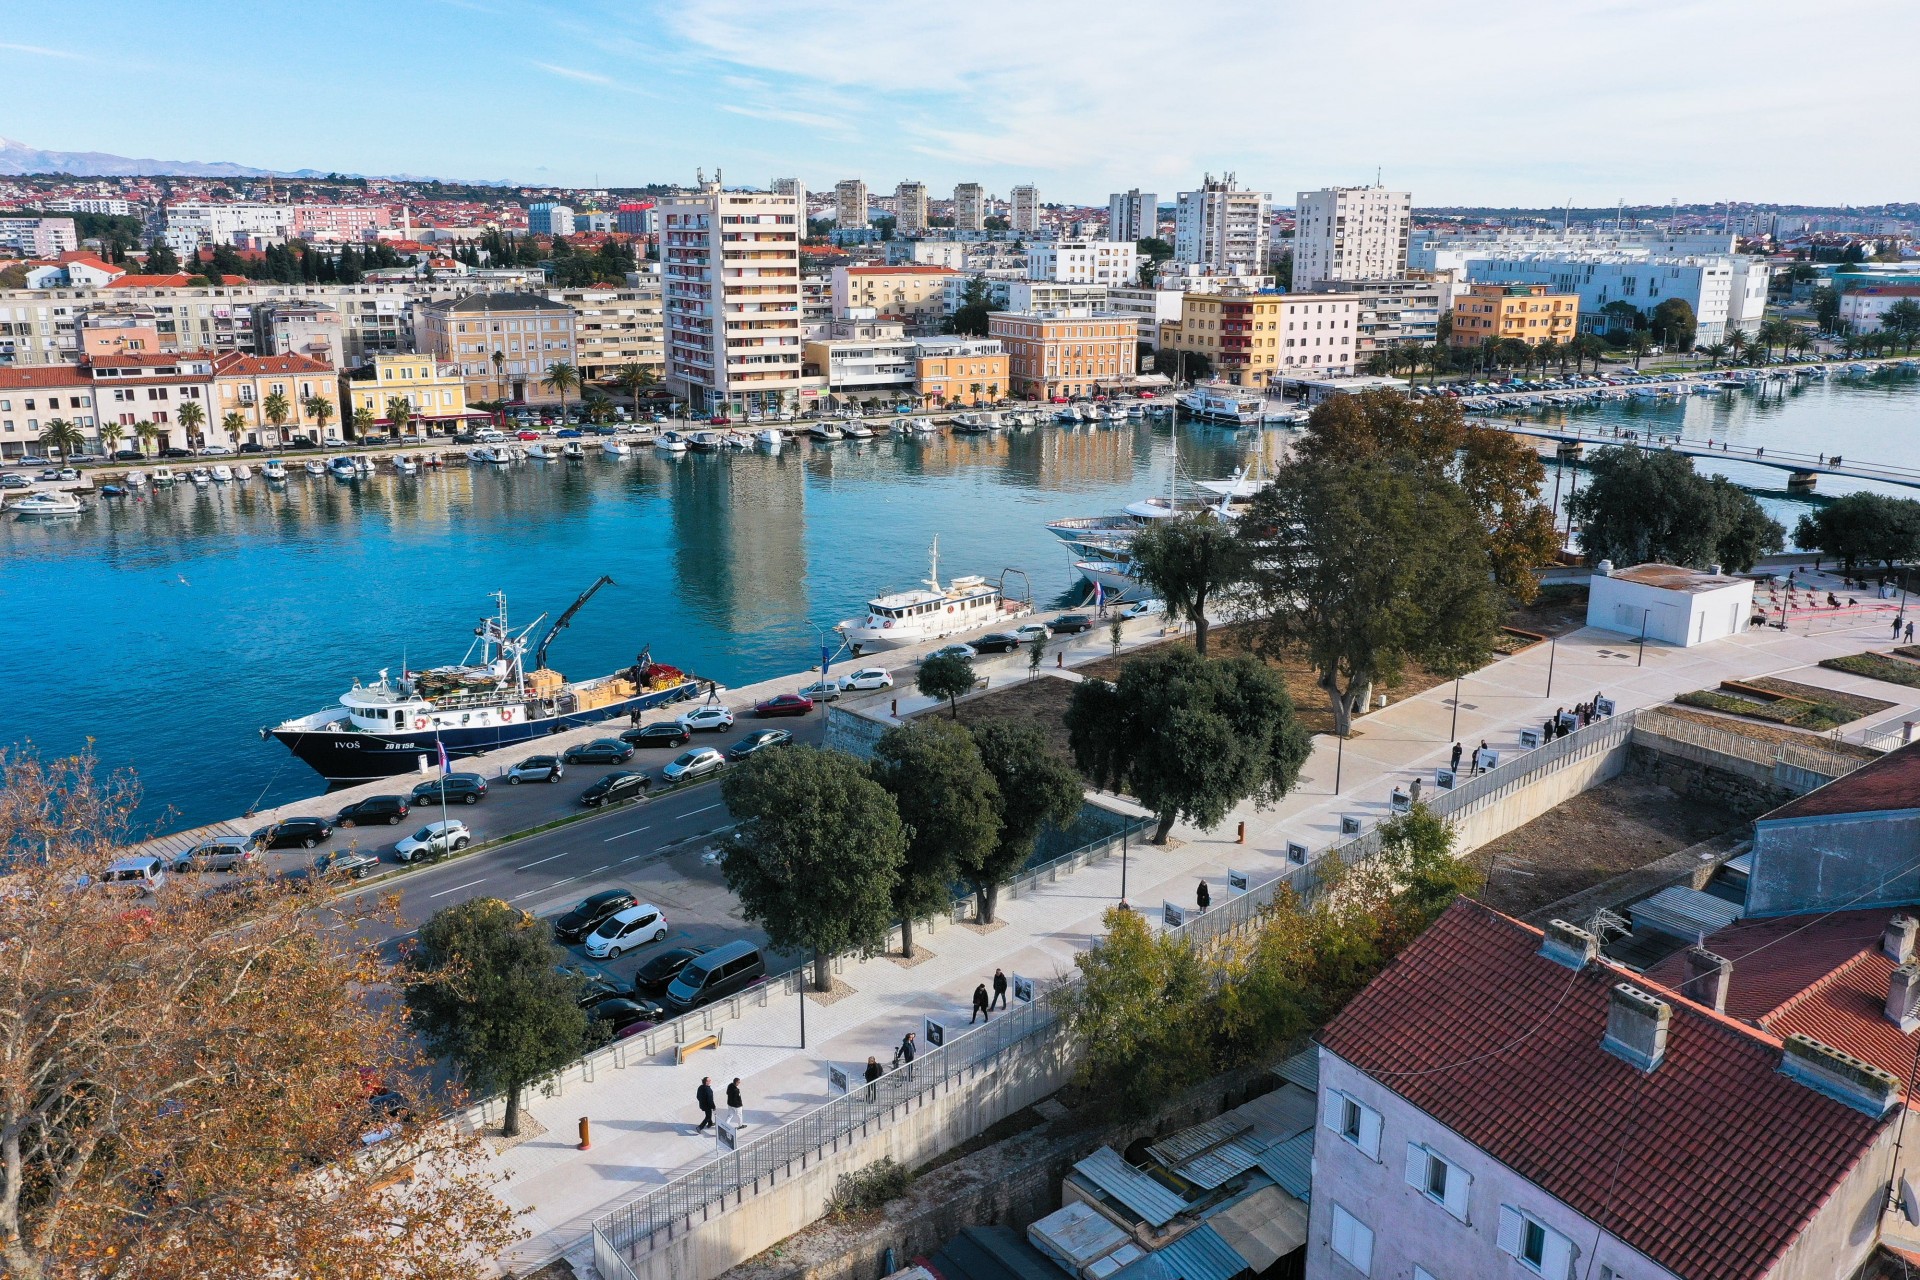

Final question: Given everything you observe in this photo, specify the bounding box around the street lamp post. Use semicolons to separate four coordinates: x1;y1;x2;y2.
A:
1449;674;1462;741
1546;634;1558;697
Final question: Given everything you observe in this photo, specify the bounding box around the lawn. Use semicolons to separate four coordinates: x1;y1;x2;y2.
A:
1819;651;1920;691
1674;676;1893;731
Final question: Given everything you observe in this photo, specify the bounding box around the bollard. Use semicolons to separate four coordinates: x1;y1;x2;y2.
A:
1237;821;1245;844
578;1116;591;1150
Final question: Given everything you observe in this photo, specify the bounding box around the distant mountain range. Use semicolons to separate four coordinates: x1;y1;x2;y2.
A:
0;138;511;184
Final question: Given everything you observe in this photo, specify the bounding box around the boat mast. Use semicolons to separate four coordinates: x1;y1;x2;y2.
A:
926;535;942;593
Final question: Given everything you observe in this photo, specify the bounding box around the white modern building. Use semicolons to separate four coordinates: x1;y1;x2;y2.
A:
1005;281;1111;314
1293;186;1412;287
1009;184;1039;234
1585;561;1755;647
894;181;927;233
1026;240;1138;287
1839;286;1920;333
1105;285;1186;348
888;240;967;270
162;202;295;254
1107;189;1158;244
1174;175;1269;275
46;197;133;217
953;183;986;232
659;177;805;413
1409;228;1740;275
802;315;916;397
1462;252;1769;343
770;178;807;223
527;202;575;237
1299;275;1449;360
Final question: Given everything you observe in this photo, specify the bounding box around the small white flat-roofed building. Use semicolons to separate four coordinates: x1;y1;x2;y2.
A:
1586;561;1755;647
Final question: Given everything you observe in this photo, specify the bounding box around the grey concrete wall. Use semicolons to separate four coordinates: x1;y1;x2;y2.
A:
1447;740;1632;855
823;704;892;760
1748;810;1920;917
1627;740;1799;817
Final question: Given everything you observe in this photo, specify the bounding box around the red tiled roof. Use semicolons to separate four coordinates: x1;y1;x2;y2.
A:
1319;900;1889;1280
210;352;331;376
1643;909;1894;1021
1763;740;1920;821
105;273;250;289
0;365;90;390
56;253;122;276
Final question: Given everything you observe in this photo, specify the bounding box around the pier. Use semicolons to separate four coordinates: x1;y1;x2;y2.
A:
1486;417;1920;493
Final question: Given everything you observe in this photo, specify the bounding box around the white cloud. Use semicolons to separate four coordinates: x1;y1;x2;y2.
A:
532;61;615;86
0;41;87;61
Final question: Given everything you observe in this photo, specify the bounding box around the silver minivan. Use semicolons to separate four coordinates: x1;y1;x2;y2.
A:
663;940;767;1013
99;855;168;894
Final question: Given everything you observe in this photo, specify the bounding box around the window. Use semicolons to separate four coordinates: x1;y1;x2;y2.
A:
1498;1205;1573;1278
1405;1143;1471;1220
1329;1203;1373;1275
1324;1089;1381;1159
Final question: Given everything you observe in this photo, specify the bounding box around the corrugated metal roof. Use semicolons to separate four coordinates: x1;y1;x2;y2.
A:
1204;1184;1309;1270
1109;1225;1248;1280
1163;1135;1271;1191
1632;885;1743;944
1253;1130;1314;1203
1027;1202;1129;1268
1073;1148;1189;1227
1276;1049;1318;1094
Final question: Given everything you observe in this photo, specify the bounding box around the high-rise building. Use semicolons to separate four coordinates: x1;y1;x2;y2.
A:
1026;241;1138;287
528;202;576;237
1106;190;1158;244
894;181;928;233
1173;175;1270;275
771;178;807;224
834;180;869;231
659;177;805;413
953;183;986;232
1010;185;1039;234
1293;186;1412;287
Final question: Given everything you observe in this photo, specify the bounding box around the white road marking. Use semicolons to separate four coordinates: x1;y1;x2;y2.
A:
517;851;570;869
682;804;723;818
429;878;488;898
602;825;650;842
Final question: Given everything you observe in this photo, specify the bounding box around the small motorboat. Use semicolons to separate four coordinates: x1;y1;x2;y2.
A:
526;442;556;460
688;431;724;452
303;459;326;476
563;441;585;460
233;463;254;481
151;466;177;486
189;467;213;486
262;459;287;481
124;470;149;488
600;438;633;458
327;457;358;479
394;456;419;475
910;417;940;434
9;491;84;519
211;464;233;483
654;431;689;454
807;421;845;441
724;431;753;450
100;484;128;498
755;428;783;449
842;421;873;439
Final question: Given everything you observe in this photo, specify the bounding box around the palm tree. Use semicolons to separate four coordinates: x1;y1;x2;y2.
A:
1792;331;1816;362
134;421;162;458
304;394;334;440
386;396;412;439
1626;332;1651;369
39;418;83;463
490;349;507;400
99;422;124;457
1724;331;1750;366
541;361;581;424
1535;338;1561;378
176;399;206;449
1700;342;1729;369
583;388;613;424
612;361;658;419
262;391;291;443
350;405;377;440
222;411;248;446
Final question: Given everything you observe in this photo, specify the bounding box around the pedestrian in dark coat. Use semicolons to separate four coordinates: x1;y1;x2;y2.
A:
1450;742;1463;773
695;1077;716;1132
864;1056;884;1101
970;984;991;1024
900;1032;917;1063
1195;879;1211;912
725;1078;744;1128
991;968;1008;1010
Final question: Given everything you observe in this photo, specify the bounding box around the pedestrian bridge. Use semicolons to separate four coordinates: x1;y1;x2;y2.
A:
1483;419;1920;493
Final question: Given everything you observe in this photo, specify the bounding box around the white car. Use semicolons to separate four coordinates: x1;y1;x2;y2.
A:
1122;598;1166;620
1010;623;1049;643
662;747;725;783
394;819;472;863
678;705;735;733
838;667;895;691
922;643;976;662
584;903;668;959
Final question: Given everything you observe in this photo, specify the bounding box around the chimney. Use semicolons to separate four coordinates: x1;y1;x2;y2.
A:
1780;1034;1902;1117
1602;983;1670;1072
1708;563;1723;576
1540;919;1599;970
1681;947;1731;1013
1884;915;1918;965
1595;559;1615;577
1889;964;1920;1033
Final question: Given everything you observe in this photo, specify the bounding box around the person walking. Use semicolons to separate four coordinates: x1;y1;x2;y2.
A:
990;968;1008;1010
1195;879;1211;912
725;1078;745;1129
1409;775;1422;805
694;1077;716;1133
900;1031;917;1065
970;983;991;1024
864;1055;883;1102
1450;742;1463;774
1907;621;1915;644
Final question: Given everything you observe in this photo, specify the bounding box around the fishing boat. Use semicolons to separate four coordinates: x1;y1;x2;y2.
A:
125;469;149;488
152;466;177;486
1178;382;1266;426
190;467;213;486
263;581;704;783
836;537;1031;654
211;464;234;483
262;459;287;481
303;459;326;476
9;491;85;519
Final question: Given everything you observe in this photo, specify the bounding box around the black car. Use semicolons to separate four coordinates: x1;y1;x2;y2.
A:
112;449;146;462
973;631;1025;653
631;945;712;997
554;889;641;942
159;446;193;459
558;962;630;1007
304;848;381;881
726;729;792;761
1049;613;1094;634
563;738;634;765
409;772;489;806
238;442;265;454
621;721;691;748
580;770;650;807
587;996;664;1036
253;815;336;849
335;795;410;827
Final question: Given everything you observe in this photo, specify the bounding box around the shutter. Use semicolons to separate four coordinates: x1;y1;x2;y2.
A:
1350;1217;1374;1275
1540;1229;1575;1280
1405;1142;1426;1189
1497;1206;1524;1256
1356;1104;1382;1160
1323;1089;1346;1134
1331;1205;1354;1260
1442;1161;1472;1222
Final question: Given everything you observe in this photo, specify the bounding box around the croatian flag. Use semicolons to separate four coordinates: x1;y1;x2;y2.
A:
436;738;449;773
1093;582;1104;609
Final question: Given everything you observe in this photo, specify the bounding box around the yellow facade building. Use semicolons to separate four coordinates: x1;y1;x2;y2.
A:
1157;291;1359;386
1448;282;1579;348
339;353;473;436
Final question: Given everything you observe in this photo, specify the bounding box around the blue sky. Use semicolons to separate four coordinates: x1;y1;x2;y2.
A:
3;0;1914;205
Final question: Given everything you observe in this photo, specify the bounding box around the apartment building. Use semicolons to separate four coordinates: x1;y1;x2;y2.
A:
162;202;294;253
290;204;393;242
769;179;806;225
548;272;664;380
1005;282;1109;314
74;306;163;359
338;352;470;436
419;291;579;403
987;309;1137;399
830;264;958;333
250;299;344;367
834;180;869;231
1448;282;1578;348
1292;186;1412;287
912;336;1007;406
1107;189;1158;244
1463;253;1763;344
659;179;805;414
87;351;214;451
1159;291;1358;386
46;197;133;216
802;317;916;400
1010;185;1039;234
0;365;96;458
1174;175;1270;275
894;182;928;233
953;183;987;232
1026;240;1138;287
1105;286;1187;349
0;217;78;257
888;240;967;270
211;352;338;446
614;202;656;235
1298;275;1447;360
528;202;575;237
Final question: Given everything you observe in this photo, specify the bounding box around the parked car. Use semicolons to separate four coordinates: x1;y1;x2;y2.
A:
554;889;641;943
753;692;815;717
632;945;712;997
558;962;629;1008
971;633;1024;654
393;819;472;863
98;855;167;895
621;721;691;748
1048;613;1094;635
111;449;145;462
504;754;566;784
579;770;651;807
726;729;792;761
837;666;895;691
584;902;669;959
1121;598;1165;620
662;747;725;783
238;442;266;454
677;705;735;733
409;772;489;806
563;739;634;765
159;447;193;459
796;680;842;703
173;835;260;873
198;444;233;456
1011;623;1050;643
587;996;665;1035
253;815;335;849
663;940;768;1013
336;795;409;827
0;475;30;490
15;455;50;467
923;642;977;661
307;848;380;881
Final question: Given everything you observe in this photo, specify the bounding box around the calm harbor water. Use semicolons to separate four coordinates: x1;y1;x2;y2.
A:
6;370;1918;832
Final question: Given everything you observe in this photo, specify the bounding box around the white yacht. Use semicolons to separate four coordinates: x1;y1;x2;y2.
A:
808;421;845;441
653;431;688;454
600;437;633;458
303;459;326;476
124;469;149;488
9;491;84;519
837;538;1030;654
1179;382;1267;426
211;464;234;483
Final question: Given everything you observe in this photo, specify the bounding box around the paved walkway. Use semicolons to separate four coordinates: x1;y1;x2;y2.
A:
486;571;1920;1274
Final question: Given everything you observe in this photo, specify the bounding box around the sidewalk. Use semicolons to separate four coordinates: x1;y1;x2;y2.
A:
489;573;1920;1273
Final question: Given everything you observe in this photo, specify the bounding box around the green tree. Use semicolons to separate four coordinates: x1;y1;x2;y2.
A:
144;240;181;273
1374;804;1479;928
916;651;976;717
720;746;905;990
261;391;290;439
1813;286;1842;333
1884;299;1920;352
386;395;412;437
38;418;83;462
1027;628;1048;679
1700;341;1730;368
872;720;1001;956
350;404;377;439
1626;330;1651;368
1136;237;1175;286
221;410;248;444
134;420;161;457
542;360;581;421
1650;297;1697;351
1127;512;1245;655
98;421;123;455
945;276;996;337
1058;907;1216;1113
175;398;206;448
304;393;334;438
1235;457;1505;737
405;897;590;1138
1793;492;1920;578
1066;646;1310;844
613;361;658;418
1567;446;1785;572
967;721;1085;923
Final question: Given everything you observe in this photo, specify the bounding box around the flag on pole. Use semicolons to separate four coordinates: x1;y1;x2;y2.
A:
436;738;449;774
1093;582;1104;610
